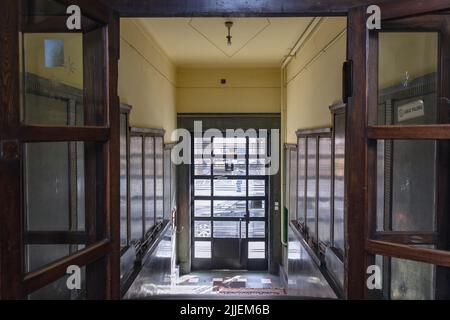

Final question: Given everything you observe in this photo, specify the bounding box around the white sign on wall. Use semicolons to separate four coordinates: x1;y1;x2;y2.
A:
397;100;425;122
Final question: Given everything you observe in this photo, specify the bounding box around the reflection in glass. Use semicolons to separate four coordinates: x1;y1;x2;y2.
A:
195;241;212;259
155;137;164;223
248;242;265;259
120;114;128;247
22;33;85;126
194;200;211;217
306;138;317;236
213;221;246;238
249;200;265;218
318;138;331;244
214;179;246;197
297;138;306;224
249;180;265;197
195;179;211;196
213;158;246;176
194;157;211;176
130;137;143;241
333;114;345;251
248;221;265;238
144;137;155;231
213;201;246;218
194;221;211;238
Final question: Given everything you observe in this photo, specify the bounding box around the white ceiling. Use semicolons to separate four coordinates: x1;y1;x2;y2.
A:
133;17;313;67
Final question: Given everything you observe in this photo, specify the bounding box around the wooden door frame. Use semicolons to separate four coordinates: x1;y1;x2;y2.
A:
0;0;120;299
346;0;450;299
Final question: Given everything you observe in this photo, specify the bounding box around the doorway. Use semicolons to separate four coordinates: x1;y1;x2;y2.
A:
192;136;269;271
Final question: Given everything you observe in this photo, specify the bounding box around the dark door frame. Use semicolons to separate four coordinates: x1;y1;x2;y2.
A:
0;0;120;299
190;133;270;271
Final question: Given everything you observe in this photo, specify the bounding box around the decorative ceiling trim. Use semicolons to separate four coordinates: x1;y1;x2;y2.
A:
187;18;271;59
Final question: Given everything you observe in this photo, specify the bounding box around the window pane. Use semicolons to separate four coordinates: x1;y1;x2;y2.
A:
213;158;246;176
378;32;438;125
248;221;265;238
144;137;155;231
248;242;265;259
194;138;211;156
306;138;317;236
318;138;331;244
194;157;211;176
155;137;164;224
163;148;171;220
286;150;298;219
22;33;86;126
333;114;345;251
214;179;246;197
376;140;436;232
249;180;265;197
249;159;266;176
120;114;128;247
213;221;246;238
194;221;211;238
195;241;211;259
213;137;246;157
213;201;246;218
25;142;85;231
194;200;211;218
249;200;265;218
375;255;438;300
297;138;306;224
249;138;266;156
195;179;211;196
130;137;143;241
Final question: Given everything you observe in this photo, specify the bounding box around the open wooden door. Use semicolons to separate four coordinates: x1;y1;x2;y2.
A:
347;0;450;299
0;0;120;299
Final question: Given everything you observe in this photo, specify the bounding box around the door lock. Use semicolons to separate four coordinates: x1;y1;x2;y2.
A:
1;140;19;161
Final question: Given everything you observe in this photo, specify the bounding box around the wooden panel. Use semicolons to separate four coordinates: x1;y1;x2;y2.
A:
366;239;450;267
379;0;450;21
107;0;390;17
345;7;369;299
0;0;22;300
106;12;121;300
23;239;110;295
19;125;110;142
25;231;87;244
373;231;437;245
368;125;450;140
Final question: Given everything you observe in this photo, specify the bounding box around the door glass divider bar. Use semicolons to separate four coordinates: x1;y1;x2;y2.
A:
195;175;267;179
23;239;110;295
373;231;437;245
366;239;450;268
368;125;450;140
19;125;110;142
194;196;266;201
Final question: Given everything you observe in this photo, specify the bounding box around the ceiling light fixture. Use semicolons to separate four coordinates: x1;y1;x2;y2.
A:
225;21;233;46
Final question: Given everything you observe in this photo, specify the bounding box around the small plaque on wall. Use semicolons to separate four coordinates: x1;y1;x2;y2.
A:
397;100;425;122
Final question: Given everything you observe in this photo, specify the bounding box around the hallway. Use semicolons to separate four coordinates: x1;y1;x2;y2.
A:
2;0;450;303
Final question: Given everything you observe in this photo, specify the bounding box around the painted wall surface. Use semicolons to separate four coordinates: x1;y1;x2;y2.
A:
379;32;438;89
177;68;281;113
284;19;438;144
119;19;177;142
285;18;346;144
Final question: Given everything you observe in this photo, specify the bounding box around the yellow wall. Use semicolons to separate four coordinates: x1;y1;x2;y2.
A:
177;68;281;113
285;18;346;143
119;19;177;142
379;32;438;89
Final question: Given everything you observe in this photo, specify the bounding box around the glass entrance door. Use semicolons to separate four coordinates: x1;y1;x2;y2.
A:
192;136;269;270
